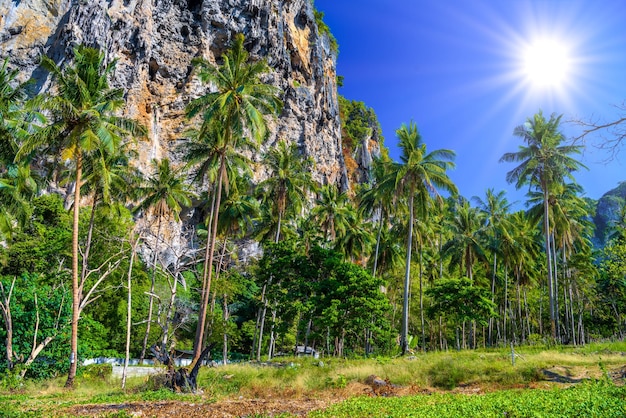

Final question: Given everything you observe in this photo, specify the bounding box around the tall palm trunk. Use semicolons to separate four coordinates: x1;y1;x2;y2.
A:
194;155;226;361
122;234;140;389
543;189;556;339
257;210;282;360
401;190;414;355
488;253;497;345
419;244;425;352
139;216;163;363
66;152;82;388
372;204;384;278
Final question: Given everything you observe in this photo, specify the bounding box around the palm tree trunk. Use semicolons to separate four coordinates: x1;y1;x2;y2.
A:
489;253;497;346
122;234;140;389
66;152;82;388
552;234;561;342
419;245;425;352
80;196;98;287
275;209;282;243
372;204;384;278
543;190;556;340
222;294;229;365
194;157;225;361
401;192;414;355
139;216;163;363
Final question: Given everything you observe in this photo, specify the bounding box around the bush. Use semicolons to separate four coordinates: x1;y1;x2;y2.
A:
428;358;471;389
78;363;113;380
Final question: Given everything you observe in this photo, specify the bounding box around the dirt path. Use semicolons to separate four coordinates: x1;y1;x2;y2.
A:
69;398;335;417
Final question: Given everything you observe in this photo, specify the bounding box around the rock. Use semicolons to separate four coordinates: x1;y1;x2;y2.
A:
1;0;367;263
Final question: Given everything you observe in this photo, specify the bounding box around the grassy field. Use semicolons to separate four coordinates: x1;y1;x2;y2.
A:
2;341;626;417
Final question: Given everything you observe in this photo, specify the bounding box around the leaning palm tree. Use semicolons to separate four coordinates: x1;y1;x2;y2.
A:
500;111;585;340
186;33;282;362
16;46;144;387
134;158;193;363
390;121;457;355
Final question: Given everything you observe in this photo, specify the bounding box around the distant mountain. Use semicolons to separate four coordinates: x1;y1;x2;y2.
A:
593;181;626;246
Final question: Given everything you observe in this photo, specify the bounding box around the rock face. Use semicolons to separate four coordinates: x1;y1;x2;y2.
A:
1;0;348;189
593;182;626;246
1;0;357;265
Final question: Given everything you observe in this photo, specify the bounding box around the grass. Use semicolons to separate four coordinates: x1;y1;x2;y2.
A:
2;342;626;416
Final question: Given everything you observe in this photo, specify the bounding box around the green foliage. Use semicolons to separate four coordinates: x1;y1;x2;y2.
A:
426;277;497;326
312;6;338;54
77;363;112;380
1;194;71;276
0;272;71;379
311;381;626;417
338;96;383;150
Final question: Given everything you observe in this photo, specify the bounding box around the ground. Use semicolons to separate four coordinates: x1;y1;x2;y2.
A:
56;365;626;417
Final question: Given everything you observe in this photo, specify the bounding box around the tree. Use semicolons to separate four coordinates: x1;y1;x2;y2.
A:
358;155;397;278
16;46;144;387
472;189;511;344
441;199;486;281
390;121;457;355
256;140;314;243
310;184;352;243
134;158;192;363
500;111;585;340
426;277;497;350
187;34;282;361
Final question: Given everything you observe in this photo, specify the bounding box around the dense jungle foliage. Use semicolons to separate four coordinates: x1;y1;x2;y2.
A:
1;32;626;389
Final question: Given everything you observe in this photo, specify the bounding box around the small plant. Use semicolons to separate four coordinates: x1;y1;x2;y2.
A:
325;374;347;389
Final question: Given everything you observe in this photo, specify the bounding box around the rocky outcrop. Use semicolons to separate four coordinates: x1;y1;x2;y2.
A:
1;0;348;189
1;0;358;265
593;182;626;246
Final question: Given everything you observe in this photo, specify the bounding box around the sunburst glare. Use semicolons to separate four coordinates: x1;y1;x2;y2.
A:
522;38;571;88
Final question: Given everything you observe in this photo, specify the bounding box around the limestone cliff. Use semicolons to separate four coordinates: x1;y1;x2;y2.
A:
1;0;349;189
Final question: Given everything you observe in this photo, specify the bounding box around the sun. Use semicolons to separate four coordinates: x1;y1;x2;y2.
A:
522;38;571;88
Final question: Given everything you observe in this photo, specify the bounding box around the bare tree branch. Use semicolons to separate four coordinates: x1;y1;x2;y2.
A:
568;102;626;162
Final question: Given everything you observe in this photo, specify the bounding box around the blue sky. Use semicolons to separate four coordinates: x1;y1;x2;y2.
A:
314;0;626;206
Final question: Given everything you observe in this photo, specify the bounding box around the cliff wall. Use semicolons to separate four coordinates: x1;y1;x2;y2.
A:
1;0;348;189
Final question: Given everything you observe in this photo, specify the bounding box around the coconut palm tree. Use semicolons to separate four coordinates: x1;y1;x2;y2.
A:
441;199;487;281
16;46;144;387
254;140;313;360
472;189;511;344
256;140;314;243
390;121;457;355
335;202;375;263
186;33;282;362
500;111;585;340
358;155;396;278
134;158;192;363
310;184;353;243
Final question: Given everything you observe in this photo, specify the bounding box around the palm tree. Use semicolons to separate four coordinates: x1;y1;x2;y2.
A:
254;140;313;360
500;111;585;340
187;33;282;362
310;184;353;243
134;158;192;363
256;140;314;243
16;46;144;387
358;155;396;278
335;202;375;263
472;189;511;344
441;199;487;281
390;121;457;355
